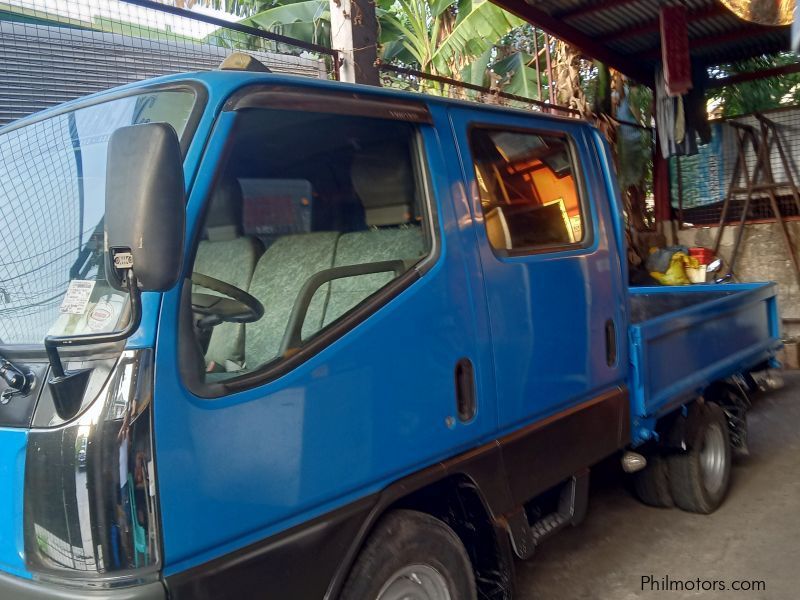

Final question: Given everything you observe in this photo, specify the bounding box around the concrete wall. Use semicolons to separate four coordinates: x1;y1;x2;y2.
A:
676;221;800;339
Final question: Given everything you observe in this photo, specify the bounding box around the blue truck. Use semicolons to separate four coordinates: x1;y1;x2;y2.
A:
0;59;781;600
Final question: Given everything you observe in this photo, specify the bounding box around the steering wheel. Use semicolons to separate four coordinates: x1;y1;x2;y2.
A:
190;273;264;327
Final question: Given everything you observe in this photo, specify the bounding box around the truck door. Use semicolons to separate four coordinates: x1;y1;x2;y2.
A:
151;92;498;579
448;108;626;433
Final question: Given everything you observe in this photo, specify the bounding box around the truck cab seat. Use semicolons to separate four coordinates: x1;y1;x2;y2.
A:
233;180;342;369
323;146;426;325
194;178;261;367
244;232;340;368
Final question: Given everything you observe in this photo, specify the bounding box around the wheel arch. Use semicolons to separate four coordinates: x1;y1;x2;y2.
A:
389;474;515;600
326;470;515;600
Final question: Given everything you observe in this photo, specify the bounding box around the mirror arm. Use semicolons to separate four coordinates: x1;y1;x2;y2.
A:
45;270;142;374
44;271;142;420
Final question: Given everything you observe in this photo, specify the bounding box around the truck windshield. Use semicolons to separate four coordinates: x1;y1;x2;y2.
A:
0;89;197;346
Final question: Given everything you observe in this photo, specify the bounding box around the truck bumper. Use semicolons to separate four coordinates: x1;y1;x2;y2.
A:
0;571;166;600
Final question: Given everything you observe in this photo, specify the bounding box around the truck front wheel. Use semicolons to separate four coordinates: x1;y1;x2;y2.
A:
668;402;732;514
340;509;477;600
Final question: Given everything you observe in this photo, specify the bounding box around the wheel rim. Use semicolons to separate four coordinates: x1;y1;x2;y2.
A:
700;422;727;495
376;564;452;600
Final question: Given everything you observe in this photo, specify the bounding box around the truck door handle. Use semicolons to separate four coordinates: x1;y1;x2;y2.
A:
605;319;617;367
455;358;477;422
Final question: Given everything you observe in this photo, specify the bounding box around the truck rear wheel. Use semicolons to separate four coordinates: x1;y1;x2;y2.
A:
340;509;477;600
632;455;674;508
668;403;732;514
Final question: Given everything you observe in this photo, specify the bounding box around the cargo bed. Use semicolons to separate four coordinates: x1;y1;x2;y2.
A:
628;283;780;432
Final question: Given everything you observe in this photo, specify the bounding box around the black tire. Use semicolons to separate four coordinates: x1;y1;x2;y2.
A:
340;509;477;600
668;402;732;514
632;455;674;508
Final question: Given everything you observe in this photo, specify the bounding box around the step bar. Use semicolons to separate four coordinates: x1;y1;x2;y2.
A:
506;469;590;560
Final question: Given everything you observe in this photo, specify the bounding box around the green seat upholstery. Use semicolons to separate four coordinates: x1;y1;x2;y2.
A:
227;140;426;372
324;227;424;325
244;232;340;368
195;237;260;365
322;141;426;326
194;178;260;367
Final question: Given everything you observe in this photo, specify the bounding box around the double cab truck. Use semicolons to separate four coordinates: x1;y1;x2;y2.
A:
0;60;781;600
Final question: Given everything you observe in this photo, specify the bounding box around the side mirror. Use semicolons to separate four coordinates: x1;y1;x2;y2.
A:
43;123;185;421
105;122;186;292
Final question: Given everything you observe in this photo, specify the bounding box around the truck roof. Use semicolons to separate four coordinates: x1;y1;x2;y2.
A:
0;69;591;134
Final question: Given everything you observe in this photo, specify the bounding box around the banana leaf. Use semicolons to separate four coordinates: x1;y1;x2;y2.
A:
242;0;329;32
431;0;523;74
492;52;541;100
460;47;492;87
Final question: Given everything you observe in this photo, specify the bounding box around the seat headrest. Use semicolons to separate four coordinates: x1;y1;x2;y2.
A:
205;177;243;242
351;142;415;227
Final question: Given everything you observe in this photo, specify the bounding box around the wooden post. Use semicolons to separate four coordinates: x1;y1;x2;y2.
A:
329;0;380;85
532;28;542;101
544;33;555;105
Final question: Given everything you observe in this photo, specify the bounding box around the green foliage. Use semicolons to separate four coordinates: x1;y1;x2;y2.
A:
195;0;270;18
460;47;492;87
626;84;653;126
710;53;800;117
241;0;329;46
203;0;329;51
213;0;526;74
492;52;539;99
205;0;572;104
429;0;523;74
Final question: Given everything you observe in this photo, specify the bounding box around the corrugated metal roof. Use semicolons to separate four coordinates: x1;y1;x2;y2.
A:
0;22;327;126
504;0;791;83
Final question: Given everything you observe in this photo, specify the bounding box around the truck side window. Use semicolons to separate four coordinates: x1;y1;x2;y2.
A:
469;128;585;252
188;109;432;382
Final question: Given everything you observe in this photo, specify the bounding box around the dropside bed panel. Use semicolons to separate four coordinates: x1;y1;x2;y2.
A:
628;283;780;423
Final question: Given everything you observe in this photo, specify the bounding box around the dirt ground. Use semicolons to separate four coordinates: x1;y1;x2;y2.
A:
515;372;800;600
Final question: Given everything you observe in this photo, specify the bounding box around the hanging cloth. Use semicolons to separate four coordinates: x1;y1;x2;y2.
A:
656;66;676;158
675;96;686;144
683;60;712;145
660;5;692;96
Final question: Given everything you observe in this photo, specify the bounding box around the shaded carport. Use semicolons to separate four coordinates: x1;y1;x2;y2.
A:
485;0;794;224
469;4;800;596
488;0;792;87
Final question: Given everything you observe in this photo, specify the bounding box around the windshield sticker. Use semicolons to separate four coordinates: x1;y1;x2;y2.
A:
87;298;120;332
88;300;115;332
59;280;96;315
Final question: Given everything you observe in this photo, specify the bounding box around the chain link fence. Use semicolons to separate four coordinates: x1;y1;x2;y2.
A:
0;0;337;126
671;107;800;227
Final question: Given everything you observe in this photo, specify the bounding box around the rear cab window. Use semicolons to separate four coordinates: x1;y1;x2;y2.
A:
469;127;588;255
185;88;436;387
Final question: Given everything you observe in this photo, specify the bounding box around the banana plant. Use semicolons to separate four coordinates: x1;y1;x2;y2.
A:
241;0;330;47
188;0;270;18
205;0;554;104
491;51;541;99
379;0;523;77
204;0;329;50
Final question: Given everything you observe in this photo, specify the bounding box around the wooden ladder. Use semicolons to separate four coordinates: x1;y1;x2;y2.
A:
712;113;800;285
